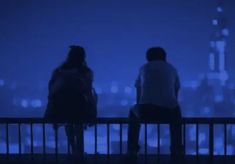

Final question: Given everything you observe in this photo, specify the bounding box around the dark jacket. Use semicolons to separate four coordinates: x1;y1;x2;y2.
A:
44;65;97;121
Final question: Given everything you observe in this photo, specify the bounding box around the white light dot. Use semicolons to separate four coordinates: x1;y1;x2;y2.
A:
203;107;210;114
124;86;132;94
21;100;29;108
214;95;223;102
120;100;128;106
212;19;218;26
111;86;119;93
31;99;42;108
222;28;229;36
217;6;223;12
0;79;5;87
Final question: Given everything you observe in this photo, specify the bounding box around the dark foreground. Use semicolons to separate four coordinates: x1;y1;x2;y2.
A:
0;155;234;164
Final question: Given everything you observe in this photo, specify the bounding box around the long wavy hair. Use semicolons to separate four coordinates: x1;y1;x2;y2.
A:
59;45;92;74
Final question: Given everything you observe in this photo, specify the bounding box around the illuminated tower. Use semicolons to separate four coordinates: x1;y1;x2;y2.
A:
208;0;229;85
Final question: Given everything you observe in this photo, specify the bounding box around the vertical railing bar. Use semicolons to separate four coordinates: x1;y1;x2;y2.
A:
6;123;9;156
18;123;21;154
30;123;34;155
42;123;46;155
67;136;70;154
144;123;147;157
67;130;70;154
157;124;160;156
66;124;71;155
95;124;97;155
209;123;214;159
183;123;186;155
119;123;122;155
224;123;227;156
55;123;58;158
196;123;199;158
107;124;110;156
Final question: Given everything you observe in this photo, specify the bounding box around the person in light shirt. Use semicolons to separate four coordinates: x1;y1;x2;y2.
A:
127;47;184;160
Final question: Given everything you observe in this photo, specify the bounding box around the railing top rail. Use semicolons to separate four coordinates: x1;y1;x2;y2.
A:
0;117;235;124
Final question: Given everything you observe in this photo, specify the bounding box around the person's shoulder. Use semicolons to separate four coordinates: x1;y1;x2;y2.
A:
53;66;79;79
138;62;152;74
165;62;179;75
147;61;168;68
52;67;62;77
85;67;94;80
139;61;162;71
85;66;93;74
165;62;176;69
140;63;147;69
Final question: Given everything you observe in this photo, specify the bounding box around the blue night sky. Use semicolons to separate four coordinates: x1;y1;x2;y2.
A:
0;0;235;88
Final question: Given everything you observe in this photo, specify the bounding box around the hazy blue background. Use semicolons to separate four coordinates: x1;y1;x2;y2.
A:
0;0;235;155
0;0;235;87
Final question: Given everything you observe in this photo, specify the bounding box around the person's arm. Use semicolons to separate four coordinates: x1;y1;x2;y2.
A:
44;69;59;119
136;86;141;104
135;71;141;104
175;71;180;99
48;69;59;93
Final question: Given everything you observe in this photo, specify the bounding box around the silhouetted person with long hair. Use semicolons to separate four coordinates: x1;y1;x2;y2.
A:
127;47;183;161
45;45;97;157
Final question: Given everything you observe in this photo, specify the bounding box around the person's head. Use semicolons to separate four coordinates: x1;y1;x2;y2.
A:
146;47;167;62
66;45;86;67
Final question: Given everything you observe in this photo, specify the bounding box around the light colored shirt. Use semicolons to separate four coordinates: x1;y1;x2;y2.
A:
135;60;180;108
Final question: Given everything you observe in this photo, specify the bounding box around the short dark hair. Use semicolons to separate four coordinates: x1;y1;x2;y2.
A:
146;47;167;62
67;45;86;64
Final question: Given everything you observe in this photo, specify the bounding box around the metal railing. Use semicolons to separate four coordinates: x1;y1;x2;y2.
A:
0;117;235;158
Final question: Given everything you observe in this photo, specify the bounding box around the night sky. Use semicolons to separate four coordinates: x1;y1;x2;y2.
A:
0;0;235;88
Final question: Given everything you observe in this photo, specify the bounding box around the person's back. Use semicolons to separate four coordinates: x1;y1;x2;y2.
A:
45;46;97;121
137;60;179;108
44;45;97;156
48;68;95;120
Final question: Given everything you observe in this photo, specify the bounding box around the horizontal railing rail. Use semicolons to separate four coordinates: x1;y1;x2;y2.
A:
0;117;235;123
